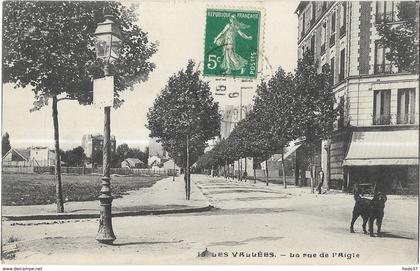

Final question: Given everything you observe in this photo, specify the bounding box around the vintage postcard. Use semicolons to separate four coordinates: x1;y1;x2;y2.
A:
1;0;419;269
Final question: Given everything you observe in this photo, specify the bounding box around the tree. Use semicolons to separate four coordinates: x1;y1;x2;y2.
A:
3;2;157;212
294;51;338;192
376;1;419;73
63;147;86;167
147;61;221;200
252;68;298;188
2;133;12;157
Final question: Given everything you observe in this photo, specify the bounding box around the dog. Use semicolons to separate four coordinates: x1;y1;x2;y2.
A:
350;188;387;237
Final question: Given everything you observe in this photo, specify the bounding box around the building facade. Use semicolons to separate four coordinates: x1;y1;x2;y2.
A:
81;134;116;158
296;1;419;193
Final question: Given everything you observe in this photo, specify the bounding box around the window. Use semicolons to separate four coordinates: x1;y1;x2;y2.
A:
330;12;336;47
339;49;345;81
304;8;311;33
373;90;391;125
302;13;306;36
340;2;347;36
309;35;315;57
322;1;328;11
330;57;335;84
374;43;392;74
376;1;398;23
321;22;326;55
311;2;316;25
397;88;416;124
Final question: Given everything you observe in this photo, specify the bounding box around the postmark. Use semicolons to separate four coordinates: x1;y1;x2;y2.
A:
204;8;261;79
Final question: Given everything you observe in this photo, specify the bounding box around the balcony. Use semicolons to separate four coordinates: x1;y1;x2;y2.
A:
339;25;346;37
373;114;391;125
320;44;326;55
329;34;335;47
374;63;393;74
397;113;416;125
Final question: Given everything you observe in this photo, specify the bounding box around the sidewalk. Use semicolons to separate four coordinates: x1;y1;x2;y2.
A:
2;176;212;221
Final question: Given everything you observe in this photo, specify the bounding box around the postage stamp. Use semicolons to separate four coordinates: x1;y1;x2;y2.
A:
204;8;261;78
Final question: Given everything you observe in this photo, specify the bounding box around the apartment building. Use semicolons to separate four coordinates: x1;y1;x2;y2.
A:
295;1;419;193
81;134;116;158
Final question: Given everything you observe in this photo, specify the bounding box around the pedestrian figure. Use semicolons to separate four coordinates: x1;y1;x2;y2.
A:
242;171;248;181
317;169;324;194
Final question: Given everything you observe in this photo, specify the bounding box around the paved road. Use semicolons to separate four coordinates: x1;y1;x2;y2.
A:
2;175;418;265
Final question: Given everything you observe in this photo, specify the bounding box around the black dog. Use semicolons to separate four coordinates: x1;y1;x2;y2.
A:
350;189;387;237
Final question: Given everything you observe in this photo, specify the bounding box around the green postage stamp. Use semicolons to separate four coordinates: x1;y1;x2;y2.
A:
204;9;261;79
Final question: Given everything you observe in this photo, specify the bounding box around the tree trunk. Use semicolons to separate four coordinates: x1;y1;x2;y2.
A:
253;165;256;184
52;96;64;213
231;162;233;180
223;161;227;180
244;156;247;181
294;157;299;186
265;159;269;186
310;144;315;194
238;159;241;181
186;135;190;200
281;150;287;189
184;167;188;198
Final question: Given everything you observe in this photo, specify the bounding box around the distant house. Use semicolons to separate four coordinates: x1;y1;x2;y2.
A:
162;159;180;172
260;140;304;178
148;155;162;168
2;147;55;167
121;158;145;169
2;148;30;163
29;146;55;166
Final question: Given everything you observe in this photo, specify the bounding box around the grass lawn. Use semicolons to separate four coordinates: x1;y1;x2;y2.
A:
1;173;165;206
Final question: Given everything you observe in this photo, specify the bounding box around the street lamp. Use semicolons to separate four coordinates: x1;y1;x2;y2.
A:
93;14;123;245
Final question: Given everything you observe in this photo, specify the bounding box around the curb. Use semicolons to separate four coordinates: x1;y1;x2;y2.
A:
2;205;214;221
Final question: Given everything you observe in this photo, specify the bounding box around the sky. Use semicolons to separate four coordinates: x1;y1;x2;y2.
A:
1;0;298;151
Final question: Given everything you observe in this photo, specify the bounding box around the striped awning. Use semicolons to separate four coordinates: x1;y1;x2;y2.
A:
342;130;418;166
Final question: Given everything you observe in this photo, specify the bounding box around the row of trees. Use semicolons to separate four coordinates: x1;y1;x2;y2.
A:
3;1;157;212
147;61;221;200
196;52;338;191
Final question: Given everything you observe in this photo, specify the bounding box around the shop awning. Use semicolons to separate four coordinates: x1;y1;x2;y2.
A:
342;130;418;166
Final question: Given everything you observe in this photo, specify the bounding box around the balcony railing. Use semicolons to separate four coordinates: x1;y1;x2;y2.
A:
320;44;326;55
374;63;393;74
329;34;335;47
373;114;391;125
397;113;416;124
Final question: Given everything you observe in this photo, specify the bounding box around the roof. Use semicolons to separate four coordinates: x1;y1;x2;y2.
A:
295;1;309;14
268;140;304;162
4;148;31;161
124;158;144;164
343;130;418;166
15;148;31;160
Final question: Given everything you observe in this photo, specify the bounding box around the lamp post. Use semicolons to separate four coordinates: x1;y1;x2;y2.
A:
93;14;123;245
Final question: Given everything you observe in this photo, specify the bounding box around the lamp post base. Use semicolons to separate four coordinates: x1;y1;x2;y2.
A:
96;197;116;244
